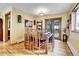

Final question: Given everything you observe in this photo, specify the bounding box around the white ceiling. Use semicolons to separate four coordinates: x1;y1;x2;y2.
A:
0;3;73;16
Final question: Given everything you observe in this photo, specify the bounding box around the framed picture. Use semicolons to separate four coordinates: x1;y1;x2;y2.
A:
25;20;29;27
25;20;32;27
17;15;22;23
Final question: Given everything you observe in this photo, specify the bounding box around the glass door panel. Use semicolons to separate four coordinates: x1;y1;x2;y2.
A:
46;20;52;33
53;20;60;39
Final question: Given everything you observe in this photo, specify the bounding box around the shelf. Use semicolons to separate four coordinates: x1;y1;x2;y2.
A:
36;20;42;30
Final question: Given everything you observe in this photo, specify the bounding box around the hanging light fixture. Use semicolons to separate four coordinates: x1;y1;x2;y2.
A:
39;11;44;16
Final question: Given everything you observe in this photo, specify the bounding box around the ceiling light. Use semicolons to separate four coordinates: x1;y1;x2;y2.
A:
39;12;44;16
35;7;48;16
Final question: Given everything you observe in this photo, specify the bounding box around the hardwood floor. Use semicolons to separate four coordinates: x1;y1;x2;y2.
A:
48;40;73;56
0;41;35;55
0;40;73;56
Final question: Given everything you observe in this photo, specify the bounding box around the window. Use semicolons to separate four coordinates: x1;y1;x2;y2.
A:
71;4;79;32
76;9;79;30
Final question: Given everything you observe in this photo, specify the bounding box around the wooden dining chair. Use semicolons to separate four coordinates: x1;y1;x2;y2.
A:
24;29;30;50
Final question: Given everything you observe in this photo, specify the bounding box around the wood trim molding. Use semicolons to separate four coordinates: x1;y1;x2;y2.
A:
67;41;79;56
72;3;79;12
5;11;11;42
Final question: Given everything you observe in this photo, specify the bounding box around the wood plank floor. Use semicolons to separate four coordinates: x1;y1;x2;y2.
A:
48;40;73;56
0;40;73;56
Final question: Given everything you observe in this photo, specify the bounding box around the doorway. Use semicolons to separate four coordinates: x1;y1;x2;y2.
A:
45;17;61;40
5;12;11;44
0;18;3;41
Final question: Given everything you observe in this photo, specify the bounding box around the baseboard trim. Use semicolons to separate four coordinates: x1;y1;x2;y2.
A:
11;41;24;45
67;41;79;56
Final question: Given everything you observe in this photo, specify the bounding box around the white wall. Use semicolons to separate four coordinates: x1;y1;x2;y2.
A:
11;7;35;43
3;6;12;46
67;3;79;55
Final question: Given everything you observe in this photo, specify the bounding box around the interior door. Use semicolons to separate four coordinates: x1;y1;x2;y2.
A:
0;19;3;41
52;19;61;40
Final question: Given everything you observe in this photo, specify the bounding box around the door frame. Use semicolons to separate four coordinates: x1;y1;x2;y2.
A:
51;17;62;40
5;11;11;42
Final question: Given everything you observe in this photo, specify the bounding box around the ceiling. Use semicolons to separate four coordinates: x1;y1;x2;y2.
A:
0;3;73;16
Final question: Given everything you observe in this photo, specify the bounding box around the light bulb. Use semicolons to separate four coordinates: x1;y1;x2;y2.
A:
39;13;44;16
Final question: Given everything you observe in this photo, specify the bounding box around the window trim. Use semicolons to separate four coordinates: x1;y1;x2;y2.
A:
71;3;79;33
